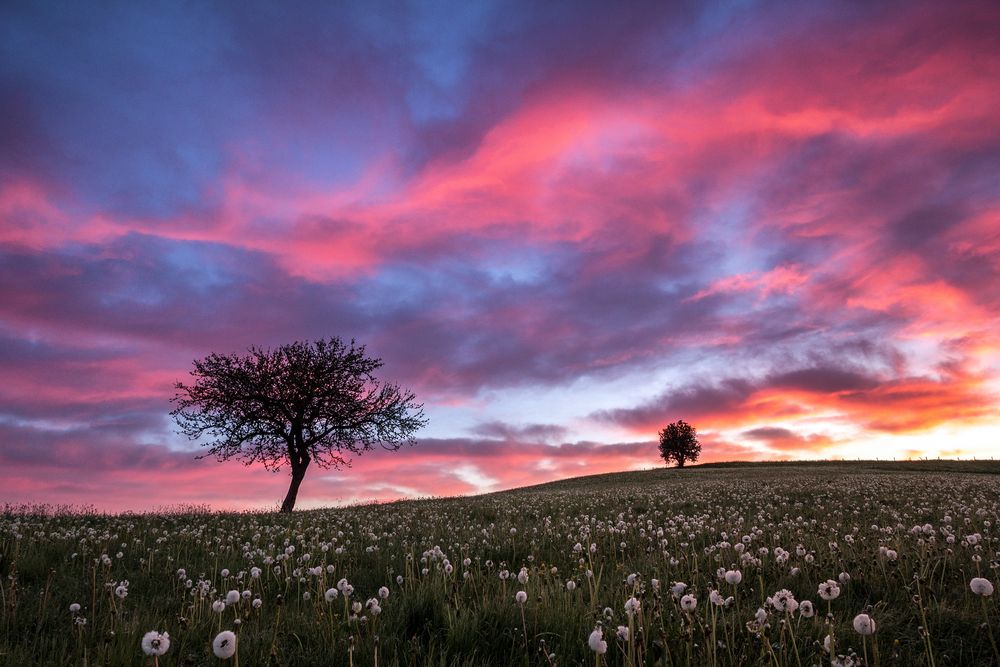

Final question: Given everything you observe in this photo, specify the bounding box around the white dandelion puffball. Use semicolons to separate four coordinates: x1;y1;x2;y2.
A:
616;625;629;641
588;627;607;654
624;597;641;615
770;589;798;614
515;591;528;604
853;613;876;635
225;590;240;605
724;570;742;585
252;598;262;609
69;603;81;614
970;577;994;596
680;594;697;612
566;580;576;591
141;631;170;657
212;600;226;613
818;580;841;601
800;600;815;618
325;588;338;602
378;586;390;599
212;631;237;659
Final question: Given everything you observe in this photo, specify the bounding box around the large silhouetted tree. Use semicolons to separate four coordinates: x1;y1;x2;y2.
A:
658;420;701;468
171;337;427;512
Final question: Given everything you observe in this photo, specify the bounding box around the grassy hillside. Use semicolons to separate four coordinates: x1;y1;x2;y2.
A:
2;461;999;666
499;458;1000;496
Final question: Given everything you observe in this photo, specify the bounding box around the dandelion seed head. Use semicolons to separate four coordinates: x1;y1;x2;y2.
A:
818;580;841;601
970;577;994;596
141;630;170;657
212;631;237;659
588;627;607;654
853;613;876;635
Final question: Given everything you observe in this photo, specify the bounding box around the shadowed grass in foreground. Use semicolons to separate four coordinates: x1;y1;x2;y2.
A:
1;461;998;665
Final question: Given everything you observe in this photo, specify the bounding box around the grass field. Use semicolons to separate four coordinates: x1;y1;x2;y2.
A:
2;461;998;666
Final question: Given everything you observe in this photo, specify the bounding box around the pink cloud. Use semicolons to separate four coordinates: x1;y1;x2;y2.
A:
688;265;809;302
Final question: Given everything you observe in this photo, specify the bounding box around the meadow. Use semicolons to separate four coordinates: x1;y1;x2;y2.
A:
2;461;998;666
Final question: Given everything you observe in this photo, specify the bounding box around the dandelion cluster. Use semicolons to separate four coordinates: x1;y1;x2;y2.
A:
0;465;998;664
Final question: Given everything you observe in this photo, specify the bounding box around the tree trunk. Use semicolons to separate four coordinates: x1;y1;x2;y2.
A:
677;458;685;468
280;461;309;513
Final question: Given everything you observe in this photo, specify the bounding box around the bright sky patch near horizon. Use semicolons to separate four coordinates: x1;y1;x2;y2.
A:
1;1;999;511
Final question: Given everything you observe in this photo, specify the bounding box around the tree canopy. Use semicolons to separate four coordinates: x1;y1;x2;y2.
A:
171;337;426;511
658;420;701;468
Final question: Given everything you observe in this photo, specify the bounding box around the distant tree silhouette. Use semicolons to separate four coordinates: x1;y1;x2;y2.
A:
658;420;701;468
171;337;427;512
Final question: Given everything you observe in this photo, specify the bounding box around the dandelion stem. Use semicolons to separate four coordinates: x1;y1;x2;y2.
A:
710;605;717;667
270;604;282;658
520;605;529;653
787;616;802;667
914;580;936;667
37;569;53;628
983;597;1000;664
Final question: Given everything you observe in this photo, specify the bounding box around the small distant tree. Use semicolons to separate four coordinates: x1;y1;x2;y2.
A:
658;420;701;468
171;337;427;512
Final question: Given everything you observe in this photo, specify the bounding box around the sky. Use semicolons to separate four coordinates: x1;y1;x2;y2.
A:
2;1;999;511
